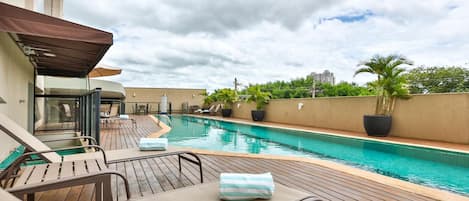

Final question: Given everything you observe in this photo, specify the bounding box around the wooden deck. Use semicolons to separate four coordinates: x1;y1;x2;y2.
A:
31;115;438;201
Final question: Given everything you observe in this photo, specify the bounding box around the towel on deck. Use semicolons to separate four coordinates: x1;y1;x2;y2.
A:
219;172;275;200
139;138;168;151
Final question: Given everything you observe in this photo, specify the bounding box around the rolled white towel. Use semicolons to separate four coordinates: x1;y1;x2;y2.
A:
139;138;168;151
219;172;275;200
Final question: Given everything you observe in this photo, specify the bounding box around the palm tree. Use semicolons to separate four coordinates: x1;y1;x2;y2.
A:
355;55;412;115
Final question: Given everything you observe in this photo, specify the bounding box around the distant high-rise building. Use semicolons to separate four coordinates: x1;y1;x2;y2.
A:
310;70;335;85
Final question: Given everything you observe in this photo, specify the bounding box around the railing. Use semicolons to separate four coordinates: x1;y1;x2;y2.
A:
34;88;102;145
78;88;101;145
123;102;175;114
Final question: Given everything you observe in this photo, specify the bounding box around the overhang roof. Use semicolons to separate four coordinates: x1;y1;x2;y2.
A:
0;2;113;77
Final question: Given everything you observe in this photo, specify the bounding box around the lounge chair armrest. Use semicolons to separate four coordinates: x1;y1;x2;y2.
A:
7;170;131;199
41;136;98;145
21;145;108;164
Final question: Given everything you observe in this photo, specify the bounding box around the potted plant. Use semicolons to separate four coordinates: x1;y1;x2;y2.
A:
246;85;271;121
216;88;237;117
355;54;412;136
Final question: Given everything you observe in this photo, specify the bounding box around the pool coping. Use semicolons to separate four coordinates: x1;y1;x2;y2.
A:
148;114;469;201
148;115;172;138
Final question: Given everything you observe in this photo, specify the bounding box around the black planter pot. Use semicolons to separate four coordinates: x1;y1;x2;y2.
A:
363;115;392;137
221;109;232;117
251;110;265;121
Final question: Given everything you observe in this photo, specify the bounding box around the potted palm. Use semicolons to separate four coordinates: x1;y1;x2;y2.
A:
355;54;412;136
216;88;237;117
246;85;271;121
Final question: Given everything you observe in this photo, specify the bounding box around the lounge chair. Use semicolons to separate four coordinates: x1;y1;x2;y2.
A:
0;153;128;201
60;103;73;122
0;113;203;182
101;104;136;128
0;152;318;201
195;104;216;114
139;182;320;201
0;188;21;201
210;104;223;116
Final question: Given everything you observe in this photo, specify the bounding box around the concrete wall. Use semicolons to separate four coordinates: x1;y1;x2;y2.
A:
0;0;63;18
43;0;63;18
232;93;469;144
0;32;35;160
124;87;206;114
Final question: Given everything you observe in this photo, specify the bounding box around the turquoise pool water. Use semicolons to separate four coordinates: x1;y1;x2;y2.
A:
159;115;469;195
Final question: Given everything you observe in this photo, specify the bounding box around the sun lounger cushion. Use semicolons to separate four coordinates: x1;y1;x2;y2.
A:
139;138;168;151
219;172;275;200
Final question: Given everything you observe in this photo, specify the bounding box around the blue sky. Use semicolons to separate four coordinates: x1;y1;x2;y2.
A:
327;10;374;23
64;0;469;91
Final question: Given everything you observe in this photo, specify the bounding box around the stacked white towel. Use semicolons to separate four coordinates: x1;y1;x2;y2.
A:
219;172;275;200
139;138;168;151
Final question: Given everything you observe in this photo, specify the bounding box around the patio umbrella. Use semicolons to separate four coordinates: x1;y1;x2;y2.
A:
88;64;122;78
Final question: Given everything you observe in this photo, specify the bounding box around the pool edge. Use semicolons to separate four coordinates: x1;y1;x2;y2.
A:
147;115;172;138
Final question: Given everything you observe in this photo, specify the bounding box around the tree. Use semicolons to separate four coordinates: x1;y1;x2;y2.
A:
316;82;375;97
202;92;217;107
405;66;469;94
355;54;412;115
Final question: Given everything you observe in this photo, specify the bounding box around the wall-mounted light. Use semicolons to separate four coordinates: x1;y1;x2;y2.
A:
43;52;56;57
237;103;241;108
192;94;196;98
0;97;6;104
132;92;136;97
298;102;304;111
19;99;26;104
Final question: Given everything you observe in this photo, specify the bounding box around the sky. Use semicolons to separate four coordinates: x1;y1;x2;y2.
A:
64;0;469;91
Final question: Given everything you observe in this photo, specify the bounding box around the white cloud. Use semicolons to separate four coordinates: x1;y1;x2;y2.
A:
64;0;469;91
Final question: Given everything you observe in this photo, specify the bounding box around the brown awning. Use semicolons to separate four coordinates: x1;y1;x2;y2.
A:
0;2;113;77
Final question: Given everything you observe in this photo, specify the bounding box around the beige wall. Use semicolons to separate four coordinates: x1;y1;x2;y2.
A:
0;0;63;18
232;93;469;144
0;0;33;10
124;87;205;113
0;32;35;160
43;0;63;18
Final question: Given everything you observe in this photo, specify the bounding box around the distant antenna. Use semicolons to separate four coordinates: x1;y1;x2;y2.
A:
234;77;242;93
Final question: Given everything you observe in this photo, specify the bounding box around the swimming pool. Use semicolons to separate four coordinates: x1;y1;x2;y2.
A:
159;115;469;195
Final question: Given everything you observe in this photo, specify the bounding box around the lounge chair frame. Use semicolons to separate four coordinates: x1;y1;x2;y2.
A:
0;114;203;183
109;150;204;183
0;152;130;201
0;146;204;200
